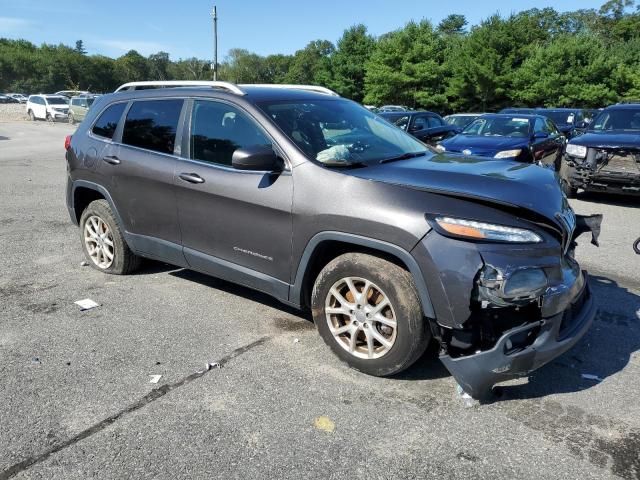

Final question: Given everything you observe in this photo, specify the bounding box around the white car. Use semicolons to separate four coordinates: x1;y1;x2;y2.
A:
26;95;70;121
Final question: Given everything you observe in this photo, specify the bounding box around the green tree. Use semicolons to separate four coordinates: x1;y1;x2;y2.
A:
74;40;86;55
437;14;467;35
284;40;334;86
148;51;170;80
330;24;375;101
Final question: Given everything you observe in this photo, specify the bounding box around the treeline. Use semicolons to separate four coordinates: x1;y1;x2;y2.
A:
1;0;640;112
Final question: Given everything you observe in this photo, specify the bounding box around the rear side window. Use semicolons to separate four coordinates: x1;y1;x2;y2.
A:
122;99;183;155
190;100;270;166
92;103;126;139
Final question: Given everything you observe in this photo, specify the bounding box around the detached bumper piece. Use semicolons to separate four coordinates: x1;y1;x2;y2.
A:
441;275;596;400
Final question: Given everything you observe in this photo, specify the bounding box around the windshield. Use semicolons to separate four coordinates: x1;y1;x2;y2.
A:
541;111;575;125
45;96;68;105
462;116;531;137
446;115;477;128
258;99;430;166
589;108;640;131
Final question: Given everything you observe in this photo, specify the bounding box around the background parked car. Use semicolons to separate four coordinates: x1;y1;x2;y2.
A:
378;105;407;113
55;90;90;98
444;113;485;129
6;93;27;103
438;113;565;169
380;110;459;145
68;94;101;124
560;102;640;197
535;108;590;139
26;95;70;121
500;107;537;115
0;94;20;104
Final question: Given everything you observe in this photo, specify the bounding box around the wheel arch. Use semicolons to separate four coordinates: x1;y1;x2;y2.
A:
290;232;436;319
71;181;125;230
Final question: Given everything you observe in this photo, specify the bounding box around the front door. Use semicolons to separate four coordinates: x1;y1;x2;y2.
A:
174;99;293;298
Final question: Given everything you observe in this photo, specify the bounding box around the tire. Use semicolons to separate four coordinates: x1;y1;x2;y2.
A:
46;113;52;122
311;252;430;376
561;179;578;198
79;199;141;275
68;112;75;124
28;110;35;121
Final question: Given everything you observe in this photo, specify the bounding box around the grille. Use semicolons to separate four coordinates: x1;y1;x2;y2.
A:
597;150;640;175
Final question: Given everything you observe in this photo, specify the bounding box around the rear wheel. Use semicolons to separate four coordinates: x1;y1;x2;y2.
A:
311;253;430;376
79;199;141;275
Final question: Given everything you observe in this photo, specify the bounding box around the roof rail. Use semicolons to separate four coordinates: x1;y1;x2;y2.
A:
114;81;245;95
240;84;340;96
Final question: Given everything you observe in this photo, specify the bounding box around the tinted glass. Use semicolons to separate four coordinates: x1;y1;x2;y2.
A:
45;96;68;105
190;101;270;166
463;116;531;137
542;110;575;125
122;99;183;154
259;99;429;166
92;102;126;139
590;108;640;131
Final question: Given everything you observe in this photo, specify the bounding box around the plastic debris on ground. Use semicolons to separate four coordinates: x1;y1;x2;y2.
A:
293;338;300;344
456;384;478;408
313;416;335;433
149;375;162;384
581;373;603;382
74;298;100;311
80;261;89;267
31;357;41;365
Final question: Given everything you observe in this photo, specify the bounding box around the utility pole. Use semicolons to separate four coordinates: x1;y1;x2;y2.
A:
211;6;218;81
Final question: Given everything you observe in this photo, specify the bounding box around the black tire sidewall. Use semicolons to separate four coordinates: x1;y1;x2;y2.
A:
311;253;429;376
79;200;131;275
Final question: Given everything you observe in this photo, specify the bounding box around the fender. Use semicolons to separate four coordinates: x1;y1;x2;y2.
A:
69;180;126;229
289;231;436;319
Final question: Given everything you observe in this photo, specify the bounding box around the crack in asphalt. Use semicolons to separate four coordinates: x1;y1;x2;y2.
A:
0;336;272;480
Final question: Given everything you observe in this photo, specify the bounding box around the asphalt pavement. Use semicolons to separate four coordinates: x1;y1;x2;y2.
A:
1;121;639;479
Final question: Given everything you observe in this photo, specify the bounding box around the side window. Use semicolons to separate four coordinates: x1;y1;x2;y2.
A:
427;116;442;128
534;118;547;134
412;116;427;130
545;119;558;135
190;100;270;166
122;99;183;155
92;102;127;140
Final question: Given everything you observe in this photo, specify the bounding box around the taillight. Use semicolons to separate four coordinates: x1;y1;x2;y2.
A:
64;135;72;151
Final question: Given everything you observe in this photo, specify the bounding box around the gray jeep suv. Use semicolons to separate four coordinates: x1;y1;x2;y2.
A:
65;81;601;399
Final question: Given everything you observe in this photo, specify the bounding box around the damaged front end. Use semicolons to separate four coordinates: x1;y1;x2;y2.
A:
416;212;602;400
563;146;640;195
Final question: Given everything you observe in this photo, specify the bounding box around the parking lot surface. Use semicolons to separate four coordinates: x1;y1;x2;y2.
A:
1;121;639;479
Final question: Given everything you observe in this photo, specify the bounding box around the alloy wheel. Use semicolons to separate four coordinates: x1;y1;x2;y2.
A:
325;276;397;359
84;215;115;269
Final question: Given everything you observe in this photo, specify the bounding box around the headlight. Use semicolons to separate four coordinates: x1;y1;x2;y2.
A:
434;217;543;243
435;144;446;153
566;144;587;158
494;149;522;159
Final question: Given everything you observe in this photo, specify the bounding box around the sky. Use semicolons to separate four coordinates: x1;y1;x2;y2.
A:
0;0;607;60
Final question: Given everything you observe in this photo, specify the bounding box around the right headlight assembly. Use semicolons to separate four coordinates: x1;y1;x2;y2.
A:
434;217;543;243
565;144;587;158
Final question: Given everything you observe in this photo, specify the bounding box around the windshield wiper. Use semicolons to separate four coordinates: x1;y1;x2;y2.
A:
379;151;427;164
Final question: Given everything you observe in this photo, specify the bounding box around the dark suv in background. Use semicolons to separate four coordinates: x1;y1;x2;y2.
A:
561;103;640;197
65;81;600;399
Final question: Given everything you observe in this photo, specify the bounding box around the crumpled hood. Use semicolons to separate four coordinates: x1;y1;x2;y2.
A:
440;135;526;156
570;131;640;150
348;153;567;226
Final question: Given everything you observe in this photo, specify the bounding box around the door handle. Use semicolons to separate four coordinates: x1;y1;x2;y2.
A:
103;155;121;165
179;173;205;184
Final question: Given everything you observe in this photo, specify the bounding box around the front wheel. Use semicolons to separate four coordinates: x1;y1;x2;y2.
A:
79;199;141;275
68;112;75;124
28;110;35;121
311;252;430;376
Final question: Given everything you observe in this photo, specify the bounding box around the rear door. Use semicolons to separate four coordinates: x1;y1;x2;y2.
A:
97;98;185;264
174;98;293;298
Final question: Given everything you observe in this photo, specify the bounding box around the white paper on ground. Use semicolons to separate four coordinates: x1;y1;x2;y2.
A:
149;375;162;384
74;298;100;311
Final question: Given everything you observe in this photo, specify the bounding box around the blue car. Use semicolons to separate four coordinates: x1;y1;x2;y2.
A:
438;113;566;169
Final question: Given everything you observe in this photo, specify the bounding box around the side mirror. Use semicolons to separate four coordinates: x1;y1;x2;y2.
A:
533;132;549;139
232;145;282;171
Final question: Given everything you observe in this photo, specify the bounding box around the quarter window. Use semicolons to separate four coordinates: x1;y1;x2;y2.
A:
92;102;126;139
190;100;270;166
122;99;183;154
